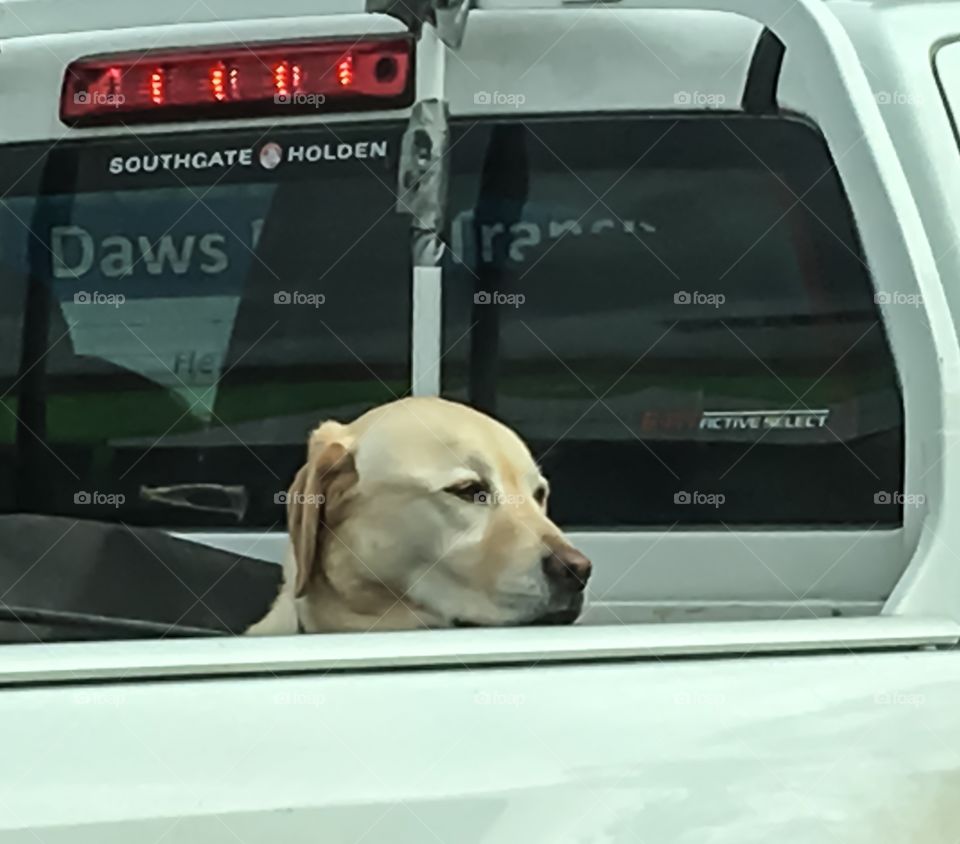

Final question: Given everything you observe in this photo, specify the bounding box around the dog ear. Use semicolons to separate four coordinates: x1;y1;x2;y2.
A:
287;436;356;598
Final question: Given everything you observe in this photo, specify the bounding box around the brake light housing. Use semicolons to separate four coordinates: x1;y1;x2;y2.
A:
61;36;414;126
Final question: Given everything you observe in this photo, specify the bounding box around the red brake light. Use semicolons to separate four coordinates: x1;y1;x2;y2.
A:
210;63;227;102
337;56;355;87
149;68;165;106
61;36;413;126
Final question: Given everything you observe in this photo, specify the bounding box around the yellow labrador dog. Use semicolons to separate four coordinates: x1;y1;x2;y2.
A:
247;397;591;634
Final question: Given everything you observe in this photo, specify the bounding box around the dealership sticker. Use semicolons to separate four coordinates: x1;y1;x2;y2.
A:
108;140;389;175
699;409;830;431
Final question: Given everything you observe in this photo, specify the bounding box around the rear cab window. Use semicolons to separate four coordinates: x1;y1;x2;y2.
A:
0;118;903;529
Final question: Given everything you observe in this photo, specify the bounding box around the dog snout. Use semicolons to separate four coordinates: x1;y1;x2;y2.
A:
542;546;592;591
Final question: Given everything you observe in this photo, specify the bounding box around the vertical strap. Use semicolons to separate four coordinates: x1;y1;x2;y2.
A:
399;25;450;396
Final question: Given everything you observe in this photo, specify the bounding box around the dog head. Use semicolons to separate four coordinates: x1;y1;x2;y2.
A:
285;397;591;629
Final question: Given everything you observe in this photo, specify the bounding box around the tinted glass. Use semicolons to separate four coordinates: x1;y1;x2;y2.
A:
0;123;409;526
441;115;903;527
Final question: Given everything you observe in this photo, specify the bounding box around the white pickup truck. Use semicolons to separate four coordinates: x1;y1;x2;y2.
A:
2;0;960;839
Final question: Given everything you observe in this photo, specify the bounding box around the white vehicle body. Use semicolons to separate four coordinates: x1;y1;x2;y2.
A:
2;0;960;840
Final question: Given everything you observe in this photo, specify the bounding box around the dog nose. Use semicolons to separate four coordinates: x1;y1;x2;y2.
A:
542;546;592;591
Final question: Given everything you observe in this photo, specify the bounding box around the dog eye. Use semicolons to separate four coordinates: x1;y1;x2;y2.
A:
533;486;548;506
445;481;491;504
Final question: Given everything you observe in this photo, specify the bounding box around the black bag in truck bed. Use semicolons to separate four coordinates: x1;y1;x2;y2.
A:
0;514;281;643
